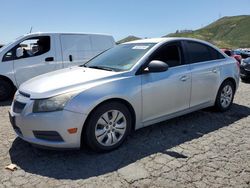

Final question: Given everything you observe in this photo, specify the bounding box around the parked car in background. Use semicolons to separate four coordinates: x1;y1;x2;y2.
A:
9;38;239;152
240;57;250;82
0;32;115;100
234;49;250;59
0;44;4;48
221;49;242;63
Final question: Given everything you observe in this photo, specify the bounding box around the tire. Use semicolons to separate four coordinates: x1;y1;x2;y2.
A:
214;80;235;112
83;102;132;152
0;79;14;101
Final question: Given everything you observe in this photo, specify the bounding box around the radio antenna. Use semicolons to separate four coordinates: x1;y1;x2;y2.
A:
29;26;33;33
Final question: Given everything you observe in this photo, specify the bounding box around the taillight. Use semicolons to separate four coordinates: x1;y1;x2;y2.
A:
236;61;240;73
236;61;240;68
236;61;240;69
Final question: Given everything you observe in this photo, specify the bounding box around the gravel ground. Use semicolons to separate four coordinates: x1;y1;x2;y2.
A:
0;82;249;188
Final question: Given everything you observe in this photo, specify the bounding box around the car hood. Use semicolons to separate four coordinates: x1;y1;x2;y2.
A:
19;66;124;99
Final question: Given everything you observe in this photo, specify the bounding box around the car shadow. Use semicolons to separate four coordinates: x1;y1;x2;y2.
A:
9;103;250;180
0;100;12;106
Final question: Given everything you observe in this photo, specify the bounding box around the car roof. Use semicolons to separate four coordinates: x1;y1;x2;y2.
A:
24;32;113;37
124;37;214;45
125;38;169;44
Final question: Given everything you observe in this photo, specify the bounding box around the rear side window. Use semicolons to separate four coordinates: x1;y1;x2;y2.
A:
209;47;225;60
185;41;224;64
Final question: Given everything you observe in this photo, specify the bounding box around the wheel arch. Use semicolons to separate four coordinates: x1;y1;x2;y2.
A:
80;98;136;146
0;75;16;90
221;77;237;91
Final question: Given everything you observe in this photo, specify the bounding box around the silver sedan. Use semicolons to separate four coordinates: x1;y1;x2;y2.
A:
9;38;240;152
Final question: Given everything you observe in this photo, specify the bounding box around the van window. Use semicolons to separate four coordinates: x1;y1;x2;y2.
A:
2;51;14;61
17;36;50;59
2;36;50;61
185;41;224;64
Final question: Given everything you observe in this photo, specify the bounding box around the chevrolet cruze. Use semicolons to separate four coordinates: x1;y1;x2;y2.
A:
9;38;240;152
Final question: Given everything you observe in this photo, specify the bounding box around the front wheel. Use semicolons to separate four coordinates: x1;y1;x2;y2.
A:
83;102;132;152
214;80;235;112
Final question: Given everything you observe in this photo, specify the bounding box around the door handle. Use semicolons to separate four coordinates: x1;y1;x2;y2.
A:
69;55;73;62
212;68;217;73
180;75;188;81
45;57;54;62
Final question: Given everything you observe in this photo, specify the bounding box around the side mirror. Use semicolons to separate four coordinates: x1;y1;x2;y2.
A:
16;47;23;58
146;60;168;73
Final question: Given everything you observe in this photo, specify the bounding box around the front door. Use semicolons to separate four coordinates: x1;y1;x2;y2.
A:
13;35;58;86
141;42;191;124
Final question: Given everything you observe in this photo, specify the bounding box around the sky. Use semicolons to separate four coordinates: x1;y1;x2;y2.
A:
0;0;250;44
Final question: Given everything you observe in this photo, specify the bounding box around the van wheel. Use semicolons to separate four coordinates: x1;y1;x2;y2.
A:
0;79;14;101
83;102;132;152
214;80;235;112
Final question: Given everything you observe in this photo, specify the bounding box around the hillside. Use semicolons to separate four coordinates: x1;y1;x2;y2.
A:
167;15;250;48
117;35;141;44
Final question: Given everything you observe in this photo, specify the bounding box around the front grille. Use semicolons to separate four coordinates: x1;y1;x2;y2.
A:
33;131;64;142
13;100;26;113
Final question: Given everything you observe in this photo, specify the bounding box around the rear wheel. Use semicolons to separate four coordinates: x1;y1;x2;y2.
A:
0;79;14;101
214;80;235;112
83;102;132;152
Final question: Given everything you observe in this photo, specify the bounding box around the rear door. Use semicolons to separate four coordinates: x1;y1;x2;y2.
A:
60;34;93;68
184;41;225;107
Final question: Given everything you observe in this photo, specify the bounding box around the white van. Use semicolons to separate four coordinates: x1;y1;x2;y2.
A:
0;32;115;100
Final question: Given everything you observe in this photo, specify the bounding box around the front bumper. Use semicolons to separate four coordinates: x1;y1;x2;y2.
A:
9;99;87;149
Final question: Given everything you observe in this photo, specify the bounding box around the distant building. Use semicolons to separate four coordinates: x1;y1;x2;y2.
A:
175;30;193;34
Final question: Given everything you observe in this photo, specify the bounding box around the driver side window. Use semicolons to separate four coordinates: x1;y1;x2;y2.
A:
149;42;182;68
2;36;50;62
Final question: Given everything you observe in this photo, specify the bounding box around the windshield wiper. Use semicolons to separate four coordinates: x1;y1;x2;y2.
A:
88;65;115;71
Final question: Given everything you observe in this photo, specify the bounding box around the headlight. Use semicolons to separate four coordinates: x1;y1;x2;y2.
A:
33;93;76;113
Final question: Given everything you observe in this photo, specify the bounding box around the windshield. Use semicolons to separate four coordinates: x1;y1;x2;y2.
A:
84;43;156;71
